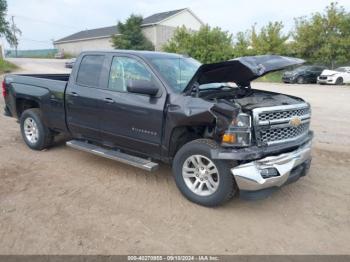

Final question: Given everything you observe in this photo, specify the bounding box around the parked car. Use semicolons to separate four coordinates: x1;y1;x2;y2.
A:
3;51;313;207
317;67;350;85
282;65;326;84
54;52;64;59
65;58;76;68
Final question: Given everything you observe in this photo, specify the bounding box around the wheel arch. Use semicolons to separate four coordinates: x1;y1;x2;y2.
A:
167;125;215;160
16;98;40;118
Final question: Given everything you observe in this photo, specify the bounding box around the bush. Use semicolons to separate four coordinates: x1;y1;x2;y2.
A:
0;59;18;73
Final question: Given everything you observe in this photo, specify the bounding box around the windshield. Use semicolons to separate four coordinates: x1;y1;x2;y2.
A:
293;66;309;72
149;57;201;92
335;67;347;72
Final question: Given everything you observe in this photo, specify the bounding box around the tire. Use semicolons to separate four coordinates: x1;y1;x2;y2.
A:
20;108;54;150
172;139;237;207
335;77;343;85
297;76;305;84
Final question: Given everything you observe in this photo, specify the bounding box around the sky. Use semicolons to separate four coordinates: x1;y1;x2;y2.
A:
3;0;350;50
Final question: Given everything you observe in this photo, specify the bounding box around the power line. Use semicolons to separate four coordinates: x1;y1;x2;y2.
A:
7;14;82;30
18;38;53;44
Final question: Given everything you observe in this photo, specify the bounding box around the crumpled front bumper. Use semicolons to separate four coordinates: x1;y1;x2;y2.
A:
231;141;312;195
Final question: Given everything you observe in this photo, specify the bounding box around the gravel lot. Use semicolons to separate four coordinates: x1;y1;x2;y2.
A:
0;58;349;254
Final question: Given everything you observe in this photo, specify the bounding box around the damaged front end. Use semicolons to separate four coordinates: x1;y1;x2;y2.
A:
180;55;308;149
163;55;313;198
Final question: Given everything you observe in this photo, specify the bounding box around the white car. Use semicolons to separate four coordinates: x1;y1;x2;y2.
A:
317;67;350;85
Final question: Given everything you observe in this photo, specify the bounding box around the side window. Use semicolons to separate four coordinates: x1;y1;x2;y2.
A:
108;56;153;92
76;55;105;87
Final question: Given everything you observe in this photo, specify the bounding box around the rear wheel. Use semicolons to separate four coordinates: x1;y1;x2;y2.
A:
172;139;237;207
20;109;54;150
335;77;344;85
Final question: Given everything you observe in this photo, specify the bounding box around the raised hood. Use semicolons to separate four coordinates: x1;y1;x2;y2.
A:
183;55;304;94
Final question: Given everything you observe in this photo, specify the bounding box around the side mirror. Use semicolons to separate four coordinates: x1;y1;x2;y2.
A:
127;80;159;96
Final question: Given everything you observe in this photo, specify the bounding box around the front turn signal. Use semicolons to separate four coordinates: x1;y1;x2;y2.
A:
222;133;237;144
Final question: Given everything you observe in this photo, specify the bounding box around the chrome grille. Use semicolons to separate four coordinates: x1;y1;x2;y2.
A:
259;107;310;122
252;103;311;146
260;122;310;144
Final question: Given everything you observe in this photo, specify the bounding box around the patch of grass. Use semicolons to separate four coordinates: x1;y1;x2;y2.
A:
255;71;283;83
63;53;75;59
0;59;18;74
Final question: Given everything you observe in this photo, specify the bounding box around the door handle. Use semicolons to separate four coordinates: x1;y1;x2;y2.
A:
70;92;79;97
104;97;115;104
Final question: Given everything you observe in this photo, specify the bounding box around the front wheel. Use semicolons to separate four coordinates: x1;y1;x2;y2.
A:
172;139;237;207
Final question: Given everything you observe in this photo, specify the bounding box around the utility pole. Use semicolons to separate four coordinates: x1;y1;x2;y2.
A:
11;16;18;57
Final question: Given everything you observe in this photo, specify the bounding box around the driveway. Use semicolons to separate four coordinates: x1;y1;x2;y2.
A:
0;59;349;254
6;58;71;74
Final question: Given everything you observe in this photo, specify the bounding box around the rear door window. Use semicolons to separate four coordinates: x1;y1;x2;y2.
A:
76;55;105;87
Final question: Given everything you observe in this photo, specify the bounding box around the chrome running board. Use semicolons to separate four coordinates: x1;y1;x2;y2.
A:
66;140;159;172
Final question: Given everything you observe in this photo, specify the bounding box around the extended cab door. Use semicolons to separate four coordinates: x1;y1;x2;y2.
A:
98;55;167;157
65;54;107;140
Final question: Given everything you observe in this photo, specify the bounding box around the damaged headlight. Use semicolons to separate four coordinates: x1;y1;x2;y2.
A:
222;113;252;147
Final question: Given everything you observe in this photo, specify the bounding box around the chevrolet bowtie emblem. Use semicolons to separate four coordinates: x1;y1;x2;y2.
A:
289;116;302;127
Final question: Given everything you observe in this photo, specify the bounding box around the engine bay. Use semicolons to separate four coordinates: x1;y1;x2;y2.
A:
199;86;304;111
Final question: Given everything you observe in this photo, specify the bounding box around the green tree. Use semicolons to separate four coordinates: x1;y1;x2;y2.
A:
232;31;253;57
292;2;350;68
233;21;288;57
250;21;289;55
162;26;192;55
163;25;234;63
0;0;19;47
112;14;154;51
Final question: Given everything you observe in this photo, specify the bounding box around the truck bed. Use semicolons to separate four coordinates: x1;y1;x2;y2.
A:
6;73;70;86
17;74;70;81
4;73;70;133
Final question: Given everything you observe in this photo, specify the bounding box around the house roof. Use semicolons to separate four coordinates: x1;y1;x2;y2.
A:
141;8;186;25
55;26;118;43
54;8;188;44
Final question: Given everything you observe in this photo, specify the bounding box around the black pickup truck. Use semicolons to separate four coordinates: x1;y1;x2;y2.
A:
3;51;313;206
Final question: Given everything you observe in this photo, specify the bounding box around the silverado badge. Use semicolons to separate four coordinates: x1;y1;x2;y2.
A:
289;116;302;127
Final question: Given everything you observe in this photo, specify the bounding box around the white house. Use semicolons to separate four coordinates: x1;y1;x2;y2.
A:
53;8;204;55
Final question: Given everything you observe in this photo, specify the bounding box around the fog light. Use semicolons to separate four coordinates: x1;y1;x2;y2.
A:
260;168;279;179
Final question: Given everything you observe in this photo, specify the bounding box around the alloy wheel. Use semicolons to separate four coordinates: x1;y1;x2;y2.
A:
24;117;39;144
182;155;220;196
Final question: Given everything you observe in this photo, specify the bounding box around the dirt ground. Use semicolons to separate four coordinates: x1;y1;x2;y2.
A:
0;59;349;254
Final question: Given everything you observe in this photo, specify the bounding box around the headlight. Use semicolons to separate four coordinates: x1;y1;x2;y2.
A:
234;113;251;127
222;113;251;147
